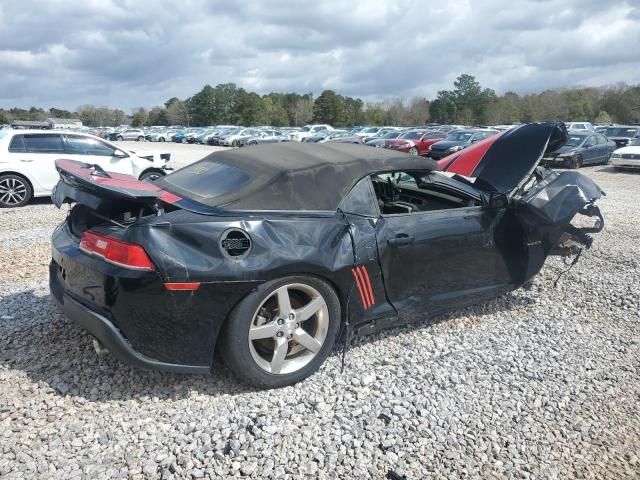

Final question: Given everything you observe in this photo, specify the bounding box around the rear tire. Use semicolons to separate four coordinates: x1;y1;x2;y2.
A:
219;275;341;388
116;135;123;141
137;136;144;141
0;174;33;208
409;147;418;156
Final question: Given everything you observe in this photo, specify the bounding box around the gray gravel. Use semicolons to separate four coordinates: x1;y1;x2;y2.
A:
0;164;639;479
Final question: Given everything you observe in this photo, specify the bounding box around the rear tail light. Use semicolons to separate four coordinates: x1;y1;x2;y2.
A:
79;231;155;271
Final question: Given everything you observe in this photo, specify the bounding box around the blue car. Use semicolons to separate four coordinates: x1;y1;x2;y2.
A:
542;131;616;168
171;131;187;143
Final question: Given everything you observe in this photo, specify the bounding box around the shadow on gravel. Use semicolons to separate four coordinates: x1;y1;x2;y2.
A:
347;290;536;349
0;289;256;401
597;166;639;174
26;197;54;206
0;288;535;400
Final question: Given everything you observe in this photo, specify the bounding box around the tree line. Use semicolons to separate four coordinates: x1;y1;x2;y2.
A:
1;75;638;128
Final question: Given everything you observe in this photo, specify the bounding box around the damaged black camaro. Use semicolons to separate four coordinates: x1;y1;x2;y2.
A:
49;122;604;388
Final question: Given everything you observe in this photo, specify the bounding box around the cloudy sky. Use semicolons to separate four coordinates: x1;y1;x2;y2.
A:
0;0;638;111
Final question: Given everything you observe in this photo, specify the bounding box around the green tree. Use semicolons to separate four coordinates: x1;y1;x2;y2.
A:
363;103;385;125
131;108;148;127
313;90;346;125
343;96;364;126
189;85;218;126
594;110;612;124
147;106;169;126
429;90;457;124
233;89;267;125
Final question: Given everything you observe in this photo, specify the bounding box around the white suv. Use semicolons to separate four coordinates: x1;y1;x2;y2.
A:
565;122;595;131
290;124;334;142
0;129;172;208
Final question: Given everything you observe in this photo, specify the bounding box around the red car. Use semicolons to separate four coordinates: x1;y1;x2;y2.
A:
384;130;447;156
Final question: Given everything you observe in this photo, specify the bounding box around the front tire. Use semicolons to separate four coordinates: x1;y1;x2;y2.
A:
116;135;123;141
137;136;144;141
569;154;583;169
138;170;165;182
0;174;32;208
409;147;418;156
219;275;341;388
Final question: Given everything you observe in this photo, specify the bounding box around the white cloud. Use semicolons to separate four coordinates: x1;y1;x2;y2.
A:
0;0;638;110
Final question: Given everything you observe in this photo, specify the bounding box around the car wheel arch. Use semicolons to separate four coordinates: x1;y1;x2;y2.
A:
216;271;349;343
138;168;166;181
0;171;35;192
215;272;344;386
0;171;35;207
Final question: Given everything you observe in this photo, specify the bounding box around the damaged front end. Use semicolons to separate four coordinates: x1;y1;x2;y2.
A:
515;167;604;257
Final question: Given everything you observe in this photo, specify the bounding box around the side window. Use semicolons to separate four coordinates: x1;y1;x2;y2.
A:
584;136;596;147
316;126;327;132
22;134;65;153
338;177;378;217
8;135;26;153
597;135;607;144
370;171;474;215
66;136;116;156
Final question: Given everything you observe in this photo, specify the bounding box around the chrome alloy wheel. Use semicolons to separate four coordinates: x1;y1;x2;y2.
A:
248;283;329;375
0;177;28;206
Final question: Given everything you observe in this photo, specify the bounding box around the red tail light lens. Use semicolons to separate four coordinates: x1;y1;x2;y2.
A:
79;231;155;271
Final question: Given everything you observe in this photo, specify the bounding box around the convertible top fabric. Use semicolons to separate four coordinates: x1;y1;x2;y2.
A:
158;143;439;211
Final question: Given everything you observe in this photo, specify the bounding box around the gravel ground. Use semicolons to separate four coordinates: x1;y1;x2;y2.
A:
0;164;638;479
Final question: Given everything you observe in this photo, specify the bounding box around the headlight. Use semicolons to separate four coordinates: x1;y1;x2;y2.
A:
448;146;462;153
611;153;621;158
559;151;576;157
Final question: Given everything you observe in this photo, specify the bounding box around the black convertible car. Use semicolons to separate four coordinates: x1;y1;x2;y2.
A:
50;122;604;388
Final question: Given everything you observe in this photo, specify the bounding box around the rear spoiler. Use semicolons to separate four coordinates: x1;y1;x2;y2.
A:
53;159;182;212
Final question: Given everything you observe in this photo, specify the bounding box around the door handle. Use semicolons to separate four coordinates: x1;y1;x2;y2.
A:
388;234;414;246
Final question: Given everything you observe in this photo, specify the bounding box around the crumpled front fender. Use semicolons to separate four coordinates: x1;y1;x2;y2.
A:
515;169;605;258
517;170;604;226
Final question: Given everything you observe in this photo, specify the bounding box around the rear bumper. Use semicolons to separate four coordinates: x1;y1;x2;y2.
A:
50;221;258;371
51;289;209;374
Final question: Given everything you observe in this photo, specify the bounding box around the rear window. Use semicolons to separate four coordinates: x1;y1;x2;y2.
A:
9;135;26;152
605;127;638;137
159;160;251;202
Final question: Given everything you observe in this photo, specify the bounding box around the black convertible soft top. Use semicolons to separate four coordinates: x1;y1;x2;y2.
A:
157;143;439;211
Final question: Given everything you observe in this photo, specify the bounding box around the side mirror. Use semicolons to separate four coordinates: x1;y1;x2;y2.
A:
113;150;128;158
484;192;508;209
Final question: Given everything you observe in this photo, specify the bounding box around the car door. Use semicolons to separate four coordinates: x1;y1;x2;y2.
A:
596;135;612;162
64;135;134;176
12;133;66;191
374;173;516;316
582;135;598;164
